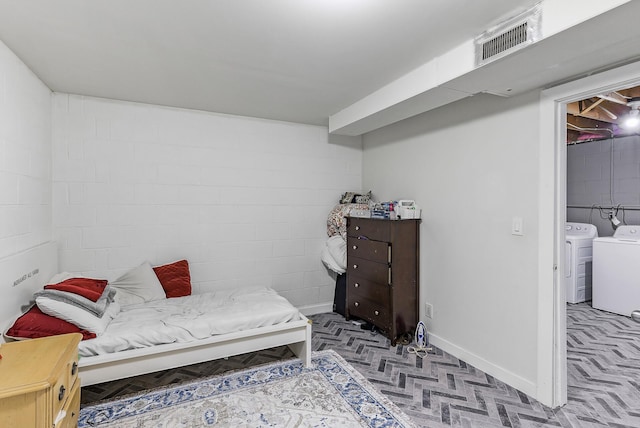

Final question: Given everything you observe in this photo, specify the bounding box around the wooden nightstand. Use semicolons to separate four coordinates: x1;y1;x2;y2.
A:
0;333;82;428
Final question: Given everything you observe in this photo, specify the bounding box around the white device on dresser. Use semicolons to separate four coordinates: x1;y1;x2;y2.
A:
564;222;598;304
396;200;421;219
592;225;640;317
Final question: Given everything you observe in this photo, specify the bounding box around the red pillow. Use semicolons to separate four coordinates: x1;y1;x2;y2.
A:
153;260;192;298
5;306;96;341
44;277;109;302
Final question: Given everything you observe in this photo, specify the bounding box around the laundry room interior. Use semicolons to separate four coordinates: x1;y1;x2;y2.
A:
565;85;640;318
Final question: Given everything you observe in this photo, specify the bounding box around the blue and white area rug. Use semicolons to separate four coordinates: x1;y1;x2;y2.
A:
79;349;416;427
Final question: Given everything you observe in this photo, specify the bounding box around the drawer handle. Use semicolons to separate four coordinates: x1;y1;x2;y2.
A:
354;283;359;288
58;385;66;401
354;301;359;307
71;361;78;376
353;264;358;269
374;310;380;316
352;245;357;250
355;226;360;231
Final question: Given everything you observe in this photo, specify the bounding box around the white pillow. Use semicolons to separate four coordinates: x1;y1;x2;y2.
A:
321;245;345;274
35;298;121;335
111;262;166;307
326;235;347;271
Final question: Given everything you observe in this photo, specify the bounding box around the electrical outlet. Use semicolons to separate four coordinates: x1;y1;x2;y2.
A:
425;302;433;319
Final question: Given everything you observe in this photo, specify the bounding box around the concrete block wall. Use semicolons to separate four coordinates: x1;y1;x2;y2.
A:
0;40;52;259
567;135;640;236
52;94;362;312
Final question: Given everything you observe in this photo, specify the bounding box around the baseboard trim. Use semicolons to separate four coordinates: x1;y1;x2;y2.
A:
428;333;537;398
298;302;333;316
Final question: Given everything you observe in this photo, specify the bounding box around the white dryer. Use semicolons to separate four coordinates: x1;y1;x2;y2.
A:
565;223;598;304
593;225;640;317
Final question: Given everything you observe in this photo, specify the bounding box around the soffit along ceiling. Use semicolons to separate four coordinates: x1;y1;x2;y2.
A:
567;86;640;143
0;0;541;126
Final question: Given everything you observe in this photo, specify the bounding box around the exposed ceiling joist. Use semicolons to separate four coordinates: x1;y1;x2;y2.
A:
567;100;623;124
597;92;629;105
580;98;604;115
567;85;640;143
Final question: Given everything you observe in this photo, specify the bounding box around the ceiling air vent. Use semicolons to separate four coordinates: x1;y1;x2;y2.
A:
475;4;541;67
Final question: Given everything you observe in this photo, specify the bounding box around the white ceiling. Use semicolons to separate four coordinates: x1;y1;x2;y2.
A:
0;0;541;126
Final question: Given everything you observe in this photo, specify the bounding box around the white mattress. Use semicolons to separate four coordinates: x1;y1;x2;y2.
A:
78;287;300;357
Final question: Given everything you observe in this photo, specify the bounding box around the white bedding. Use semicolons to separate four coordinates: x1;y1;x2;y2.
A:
321;235;347;274
79;287;300;357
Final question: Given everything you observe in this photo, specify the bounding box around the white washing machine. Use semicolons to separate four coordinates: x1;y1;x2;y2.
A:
592;225;640;317
565;223;598;304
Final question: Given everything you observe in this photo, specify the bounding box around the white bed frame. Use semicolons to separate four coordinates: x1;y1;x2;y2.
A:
0;242;312;386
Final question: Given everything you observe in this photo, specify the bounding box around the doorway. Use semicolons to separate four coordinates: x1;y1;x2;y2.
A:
539;61;640;408
566;87;640;233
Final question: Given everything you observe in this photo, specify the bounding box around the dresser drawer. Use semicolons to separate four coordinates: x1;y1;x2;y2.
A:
67;353;79;393
53;350;79;417
349;296;391;329
57;381;80;428
349;275;389;304
347;237;389;264
347;256;390;284
347;218;390;241
52;368;69;417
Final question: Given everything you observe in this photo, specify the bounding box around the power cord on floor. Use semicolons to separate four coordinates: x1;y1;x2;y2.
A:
407;321;432;359
407;344;432;359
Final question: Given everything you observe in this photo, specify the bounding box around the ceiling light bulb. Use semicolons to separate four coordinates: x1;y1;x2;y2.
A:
622;109;640;130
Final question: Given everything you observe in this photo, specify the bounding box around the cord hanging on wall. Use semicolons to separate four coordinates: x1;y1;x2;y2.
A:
609;212;622;229
608;205;626;230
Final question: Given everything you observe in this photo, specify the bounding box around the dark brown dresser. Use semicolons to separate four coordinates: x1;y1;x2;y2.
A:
345;217;420;345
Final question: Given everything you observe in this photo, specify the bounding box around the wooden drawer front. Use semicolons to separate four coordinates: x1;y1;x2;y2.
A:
53;351;78;417
349;276;389;305
348;257;389;284
348;237;389;264
58;381;80;428
347;218;389;241
52;369;69;417
66;353;79;393
349;296;390;328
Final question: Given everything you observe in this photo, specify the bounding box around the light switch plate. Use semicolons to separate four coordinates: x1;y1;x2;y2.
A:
512;216;524;236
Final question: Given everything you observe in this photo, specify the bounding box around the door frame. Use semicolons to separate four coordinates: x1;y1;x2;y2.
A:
538;60;640;408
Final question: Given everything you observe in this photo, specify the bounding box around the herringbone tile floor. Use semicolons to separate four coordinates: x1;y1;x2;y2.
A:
81;303;640;427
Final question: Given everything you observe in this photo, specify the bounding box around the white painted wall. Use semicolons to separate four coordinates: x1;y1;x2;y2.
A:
52;94;362;312
567;135;640;236
0;40;52;259
362;91;541;395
